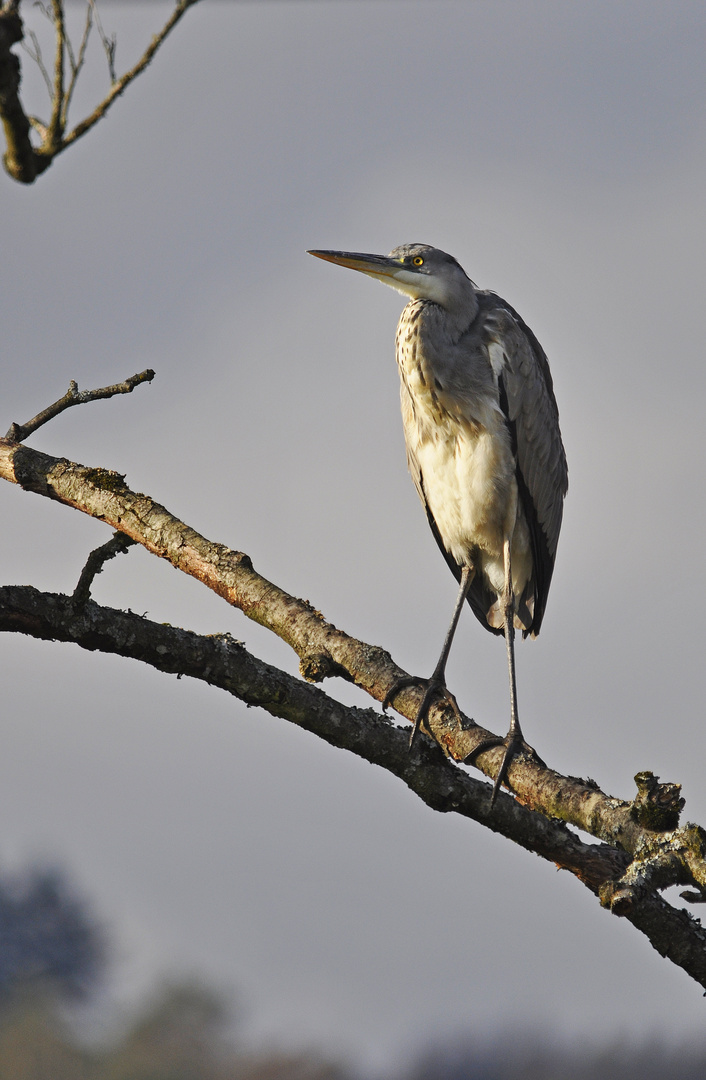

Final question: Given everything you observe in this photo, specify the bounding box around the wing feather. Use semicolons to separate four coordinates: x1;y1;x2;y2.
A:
480;294;568;635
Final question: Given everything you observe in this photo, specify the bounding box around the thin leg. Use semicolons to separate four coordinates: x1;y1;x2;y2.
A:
503;537;521;740
489;537;525;806
383;565;474;748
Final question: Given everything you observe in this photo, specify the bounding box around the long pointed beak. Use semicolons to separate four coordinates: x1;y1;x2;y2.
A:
307;249;402;282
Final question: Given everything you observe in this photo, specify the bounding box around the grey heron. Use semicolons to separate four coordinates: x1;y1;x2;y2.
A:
308;245;567;804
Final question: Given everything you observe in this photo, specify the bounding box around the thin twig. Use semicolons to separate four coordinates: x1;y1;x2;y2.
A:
71;531;137;609
62;0;93;124
22;30;53;97
4;368;155;442
61;0;202;152
62;8;78;73
89;0;115;84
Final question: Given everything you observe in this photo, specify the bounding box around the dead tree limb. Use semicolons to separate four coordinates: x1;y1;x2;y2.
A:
4;369;155;441
70;530;137;609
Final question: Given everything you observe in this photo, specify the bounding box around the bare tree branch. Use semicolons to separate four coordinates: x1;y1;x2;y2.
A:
70;530;137;609
23;29;52;97
0;0;203;183
62;0;92;124
2;581;706;988
0;584;637;888
4;368;155;441
88;0;114;84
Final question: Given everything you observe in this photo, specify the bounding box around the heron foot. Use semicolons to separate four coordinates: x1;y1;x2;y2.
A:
466;731;544;809
383;673;462;749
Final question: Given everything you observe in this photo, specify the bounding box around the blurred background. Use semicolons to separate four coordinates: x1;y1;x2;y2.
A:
2;0;706;1074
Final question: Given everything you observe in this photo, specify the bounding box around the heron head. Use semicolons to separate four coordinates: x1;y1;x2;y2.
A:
308;244;477;315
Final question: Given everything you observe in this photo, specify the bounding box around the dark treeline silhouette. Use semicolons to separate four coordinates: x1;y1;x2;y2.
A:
0;862;703;1080
409;1033;706;1080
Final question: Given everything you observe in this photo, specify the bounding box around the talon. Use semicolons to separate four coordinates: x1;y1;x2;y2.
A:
466;733;542;808
464;734;505;765
489;733;524;807
382;674;422;713
382;671;463;751
408;675;461;750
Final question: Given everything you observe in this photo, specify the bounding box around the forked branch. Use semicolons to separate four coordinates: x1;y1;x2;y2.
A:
70;530;137;609
4;368;155;442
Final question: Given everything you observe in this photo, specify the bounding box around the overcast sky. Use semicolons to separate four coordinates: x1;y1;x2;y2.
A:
2;0;706;1070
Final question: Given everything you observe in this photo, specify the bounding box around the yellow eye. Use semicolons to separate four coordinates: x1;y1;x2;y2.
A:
413;256;424;266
